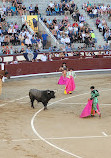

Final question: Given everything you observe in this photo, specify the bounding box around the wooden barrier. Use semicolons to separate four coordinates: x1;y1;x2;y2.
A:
5;58;111;76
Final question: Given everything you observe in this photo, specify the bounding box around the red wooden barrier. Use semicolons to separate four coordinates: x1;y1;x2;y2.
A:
5;58;111;76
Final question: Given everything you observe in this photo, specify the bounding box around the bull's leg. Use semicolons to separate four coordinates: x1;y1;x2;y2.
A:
43;102;48;110
31;98;35;108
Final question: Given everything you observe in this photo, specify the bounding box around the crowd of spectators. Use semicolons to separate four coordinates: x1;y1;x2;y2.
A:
43;13;96;48
96;17;111;43
0;0;41;17
0;7;43;54
1;0;26;17
46;0;78;16
82;2;111;45
82;2;111;19
0;18;42;49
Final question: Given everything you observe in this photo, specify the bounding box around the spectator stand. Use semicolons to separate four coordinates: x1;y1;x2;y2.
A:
82;2;111;46
0;49;111;65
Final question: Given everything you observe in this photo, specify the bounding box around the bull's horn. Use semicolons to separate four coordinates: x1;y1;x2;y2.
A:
54;89;58;93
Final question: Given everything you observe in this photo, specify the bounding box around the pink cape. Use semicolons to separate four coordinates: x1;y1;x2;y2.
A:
65;76;76;93
80;100;100;118
58;76;68;85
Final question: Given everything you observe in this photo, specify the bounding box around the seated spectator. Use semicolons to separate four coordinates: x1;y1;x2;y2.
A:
17;4;23;16
65;34;70;45
92;7;98;18
34;4;39;15
51;6;56;15
96;17;101;29
68;51;74;56
61;35;65;44
79;14;85;22
101;4;107;15
10;46;14;54
3;46;10;54
0;34;4;46
90;31;96;42
66;45;72;51
6;5;11;16
26;47;33;53
107;4;111;15
46;6;51;16
14;48;19;54
3;5;6;15
98;45;103;50
103;43;109;50
49;1;54;9
4;35;10;45
18;33;24;44
11;4;17;16
10;34;15;45
59;3;64;15
47;18;52;26
41;53;47;61
20;47;25;53
29;4;34;15
31;35;37;45
25;36;32;47
55;5;59;14
22;5;26;15
14;22;19;31
14;34;20;45
48;52;53;61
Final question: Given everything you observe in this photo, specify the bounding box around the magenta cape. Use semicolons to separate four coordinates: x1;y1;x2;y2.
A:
65;76;76;93
80;100;100;118
58;76;68;85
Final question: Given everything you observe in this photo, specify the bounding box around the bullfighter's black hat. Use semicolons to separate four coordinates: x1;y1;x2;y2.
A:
90;86;95;89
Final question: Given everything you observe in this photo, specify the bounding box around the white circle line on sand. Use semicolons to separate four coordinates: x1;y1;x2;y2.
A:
58;103;111;106
31;88;111;158
0;96;29;107
0;134;111;143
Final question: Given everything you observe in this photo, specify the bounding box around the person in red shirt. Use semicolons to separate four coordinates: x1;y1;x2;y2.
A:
72;22;78;27
96;17;101;29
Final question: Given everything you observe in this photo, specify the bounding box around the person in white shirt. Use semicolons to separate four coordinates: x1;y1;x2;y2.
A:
25;36;32;46
28;32;32;40
101;4;107;15
68;24;73;31
54;24;58;30
82;31;86;42
41;53;47;61
3;5;6;14
93;7;98;18
79;22;84;29
49;1;54;8
65;35;70;45
61;35;66;44
73;26;78;33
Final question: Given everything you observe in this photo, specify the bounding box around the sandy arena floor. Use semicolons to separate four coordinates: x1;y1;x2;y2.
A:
0;73;111;158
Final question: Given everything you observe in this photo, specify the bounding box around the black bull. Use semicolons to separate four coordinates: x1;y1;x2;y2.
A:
29;89;55;110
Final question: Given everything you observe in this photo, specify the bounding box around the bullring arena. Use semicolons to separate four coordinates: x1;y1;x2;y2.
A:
0;72;111;158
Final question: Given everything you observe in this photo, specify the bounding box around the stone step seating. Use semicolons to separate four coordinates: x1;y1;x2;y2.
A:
23;0;60;15
74;0;107;46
